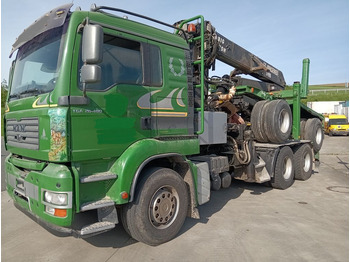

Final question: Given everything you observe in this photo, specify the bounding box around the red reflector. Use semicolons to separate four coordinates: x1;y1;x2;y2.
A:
121;191;129;200
54;209;67;218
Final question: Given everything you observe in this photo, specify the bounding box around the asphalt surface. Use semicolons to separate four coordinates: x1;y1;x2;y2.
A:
1;135;349;261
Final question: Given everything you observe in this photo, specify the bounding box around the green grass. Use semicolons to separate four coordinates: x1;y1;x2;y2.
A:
286;83;349;91
309;85;348;90
305;83;348;102
302;91;349;103
285;84;349;103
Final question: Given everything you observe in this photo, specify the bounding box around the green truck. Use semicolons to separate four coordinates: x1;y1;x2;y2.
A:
4;4;324;245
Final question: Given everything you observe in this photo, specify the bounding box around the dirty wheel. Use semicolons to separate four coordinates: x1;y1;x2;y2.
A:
123;168;188;246
271;146;295;189
251;100;269;142
263;100;292;143
294;143;313;181
304;118;324;152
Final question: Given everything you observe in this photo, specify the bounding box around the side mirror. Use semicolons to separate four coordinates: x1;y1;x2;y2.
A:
82;24;103;64
81;64;101;84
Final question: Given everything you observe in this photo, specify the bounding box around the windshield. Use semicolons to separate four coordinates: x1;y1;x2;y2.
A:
329;118;349;125
10;24;66;100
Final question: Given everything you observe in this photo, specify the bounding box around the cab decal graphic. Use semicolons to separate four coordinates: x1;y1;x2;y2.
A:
169;57;185;77
32;94;57;108
48;108;67;161
137;88;187;117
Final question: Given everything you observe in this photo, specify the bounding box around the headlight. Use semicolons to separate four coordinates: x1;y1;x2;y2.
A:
44;191;68;206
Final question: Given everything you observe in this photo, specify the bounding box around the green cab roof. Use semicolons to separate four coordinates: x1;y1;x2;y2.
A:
84;9;189;50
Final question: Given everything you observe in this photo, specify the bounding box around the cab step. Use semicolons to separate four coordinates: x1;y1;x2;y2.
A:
79;221;115;236
80;198;115;212
80;172;117;183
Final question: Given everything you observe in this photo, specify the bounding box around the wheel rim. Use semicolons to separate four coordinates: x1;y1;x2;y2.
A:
315;127;323;145
283;157;293;180
149;186;179;229
279;109;290;134
303;151;312;172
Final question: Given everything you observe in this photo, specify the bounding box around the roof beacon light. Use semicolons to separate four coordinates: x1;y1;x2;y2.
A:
187;23;196;34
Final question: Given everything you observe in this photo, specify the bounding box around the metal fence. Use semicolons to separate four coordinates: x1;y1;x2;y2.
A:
309;89;349;94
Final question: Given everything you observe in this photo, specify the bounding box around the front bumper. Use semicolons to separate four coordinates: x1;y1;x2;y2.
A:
14;201;73;236
5;154;117;237
5;154;74;228
330;130;349;136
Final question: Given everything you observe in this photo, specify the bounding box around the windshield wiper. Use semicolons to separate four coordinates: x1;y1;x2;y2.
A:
9;88;44;101
8;94;20;99
18;88;43;96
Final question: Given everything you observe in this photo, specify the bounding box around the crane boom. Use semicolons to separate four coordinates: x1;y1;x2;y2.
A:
184;21;287;90
214;31;286;89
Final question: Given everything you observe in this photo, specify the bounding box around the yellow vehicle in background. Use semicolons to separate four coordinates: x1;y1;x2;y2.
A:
324;114;349;136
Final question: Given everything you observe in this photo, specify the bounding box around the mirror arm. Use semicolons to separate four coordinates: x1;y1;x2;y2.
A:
82;82;87;98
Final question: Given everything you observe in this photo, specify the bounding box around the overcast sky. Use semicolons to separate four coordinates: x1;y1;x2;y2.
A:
1;0;349;85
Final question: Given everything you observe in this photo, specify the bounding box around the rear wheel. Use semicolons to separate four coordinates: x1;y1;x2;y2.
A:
294;143;313;181
271;146;295;189
122;168;189;246
304;118;324;152
263;100;292;143
251;100;269;142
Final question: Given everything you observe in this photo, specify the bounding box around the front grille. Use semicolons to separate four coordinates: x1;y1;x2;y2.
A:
6;118;39;150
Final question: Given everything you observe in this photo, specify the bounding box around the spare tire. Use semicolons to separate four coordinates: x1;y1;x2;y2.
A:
251;100;269;142
304;118;324;152
263;100;292;143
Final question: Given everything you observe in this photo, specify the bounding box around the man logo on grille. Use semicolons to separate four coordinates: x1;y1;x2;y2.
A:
13;124;26;133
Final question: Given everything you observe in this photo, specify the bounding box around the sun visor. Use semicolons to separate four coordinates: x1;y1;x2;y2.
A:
10;3;73;58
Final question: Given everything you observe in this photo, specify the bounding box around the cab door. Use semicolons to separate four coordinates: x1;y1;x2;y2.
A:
69;28;157;161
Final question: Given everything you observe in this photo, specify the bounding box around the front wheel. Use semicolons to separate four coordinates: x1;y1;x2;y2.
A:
122;168;189;246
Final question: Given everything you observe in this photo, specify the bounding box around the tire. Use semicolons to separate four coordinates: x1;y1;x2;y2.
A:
120;206;131;236
251;100;269;142
304;118;324;152
211;175;221;191
294;144;313;181
271;146;295;189
220;172;232;188
300;119;307;139
122;167;189;246
263;100;292;143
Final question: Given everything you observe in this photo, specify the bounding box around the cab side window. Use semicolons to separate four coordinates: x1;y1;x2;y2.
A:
81;33;163;91
143;44;163;87
84;34;142;91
